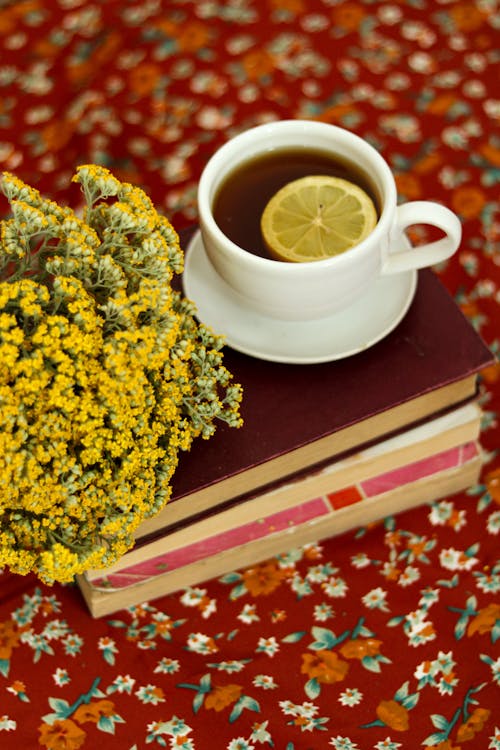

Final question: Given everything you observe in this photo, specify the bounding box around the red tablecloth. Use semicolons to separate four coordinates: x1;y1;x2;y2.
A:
1;1;499;748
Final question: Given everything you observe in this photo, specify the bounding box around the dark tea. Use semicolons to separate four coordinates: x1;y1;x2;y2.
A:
212;147;380;259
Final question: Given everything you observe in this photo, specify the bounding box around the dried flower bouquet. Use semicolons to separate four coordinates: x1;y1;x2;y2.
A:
0;165;242;584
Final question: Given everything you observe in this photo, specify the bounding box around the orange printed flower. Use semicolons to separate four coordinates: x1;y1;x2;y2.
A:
0;0;41;34
129;63;163;97
270;609;286;623
419;622;436;640
456;707;491;742
41;120;77;153
451;186;487;219
38;719;86;750
459;299;480;319
414;152;444;175
433;741;462;750
426;94;459;116
339;638;382;660
176;22;212;52
269;0;306;13
73;699;115;724
332;3;367;32
153;19;211;51
65;32;120;87
376;699;410;731
395;173;422;200
303;545;322;561
450;3;488;31
301;650;349;684
479;142;500;167
317;102;359;125
205;684;242;711
7;680;26;695
0;620;21;660
407;538;428;558
385;530;403;547
242;560;286;596
383;565;402;582
467;603;500;636
485;467;500;504
241;49;276;81
481;360;500;386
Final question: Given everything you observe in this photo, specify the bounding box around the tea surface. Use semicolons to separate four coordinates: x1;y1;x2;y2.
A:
212;147;379;259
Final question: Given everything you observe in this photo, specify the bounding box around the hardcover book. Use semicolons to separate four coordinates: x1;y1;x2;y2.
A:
137;249;493;537
78;431;483;617
87;402;481;580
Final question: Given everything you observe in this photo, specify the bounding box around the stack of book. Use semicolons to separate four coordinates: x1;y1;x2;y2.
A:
77;267;494;617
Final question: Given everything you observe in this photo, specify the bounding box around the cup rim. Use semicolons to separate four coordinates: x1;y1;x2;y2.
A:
197;119;397;274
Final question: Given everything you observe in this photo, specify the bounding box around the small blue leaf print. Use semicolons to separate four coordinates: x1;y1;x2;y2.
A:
431;713;449;730
193;691;205;714
310;627;336;650
491;621;500;644
97;715;116;734
394;681;410;702
361;655;382;673
401;692;419;710
282;631;307;643
305;677;321;700
0;659;10;678
103;649;115;666
423;731;448;746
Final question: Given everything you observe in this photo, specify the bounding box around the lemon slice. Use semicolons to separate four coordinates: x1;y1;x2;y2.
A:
260;175;378;262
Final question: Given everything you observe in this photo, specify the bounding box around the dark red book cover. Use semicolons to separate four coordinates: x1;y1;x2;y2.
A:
167;229;493;510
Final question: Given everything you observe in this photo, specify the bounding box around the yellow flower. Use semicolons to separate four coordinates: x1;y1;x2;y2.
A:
0;167;242;584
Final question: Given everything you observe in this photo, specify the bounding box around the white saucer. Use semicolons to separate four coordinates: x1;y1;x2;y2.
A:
182;230;417;364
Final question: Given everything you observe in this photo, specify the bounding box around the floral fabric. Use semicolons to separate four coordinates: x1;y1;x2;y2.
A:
1;1;499;748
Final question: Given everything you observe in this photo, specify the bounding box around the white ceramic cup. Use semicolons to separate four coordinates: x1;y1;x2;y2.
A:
197;120;461;321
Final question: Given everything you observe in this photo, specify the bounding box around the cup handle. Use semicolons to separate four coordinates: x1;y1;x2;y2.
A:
382;201;462;274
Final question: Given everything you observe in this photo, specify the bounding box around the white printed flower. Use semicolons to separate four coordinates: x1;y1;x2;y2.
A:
238;604;260;624
429;500;454;525
439;548;478;571
180;587;207;607
435;651;456;673
154;657;179;674
338;687;363;707
398;566;420;587
253;674;278;690
135;684;165;705
250;721;272;744
437;673;458;696
374;739;403;750
489;727;500;749
475;571;500;594
227;738;254;750
0;715;16;732
408;52;435;74
279;700;318;718
487;511;500;534
53;668;70;686
407;611;436;647
307;564;335;583
484;99;500;119
377;5;403;24
314;603;334;621
108;674;135;694
350;553;370;569
419;589;440;608
322;576;348;598
256;636;279;657
362;587;389;611
186;632;218;654
329;736;359;749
